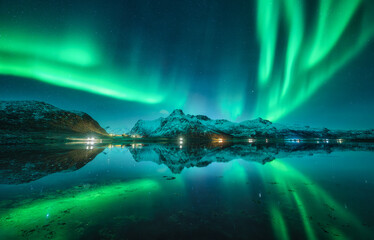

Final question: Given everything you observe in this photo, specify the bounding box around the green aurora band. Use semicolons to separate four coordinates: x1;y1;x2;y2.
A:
0;1;373;120
0;27;188;106
255;0;374;121
218;60;250;121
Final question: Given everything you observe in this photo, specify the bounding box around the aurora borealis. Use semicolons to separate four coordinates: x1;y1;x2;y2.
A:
1;1;374;237
255;0;374;121
1;0;374;129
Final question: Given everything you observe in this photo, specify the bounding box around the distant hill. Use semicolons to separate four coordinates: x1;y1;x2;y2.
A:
130;109;374;140
0;101;107;141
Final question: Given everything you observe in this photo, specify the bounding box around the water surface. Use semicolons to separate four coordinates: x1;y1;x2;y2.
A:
0;142;373;239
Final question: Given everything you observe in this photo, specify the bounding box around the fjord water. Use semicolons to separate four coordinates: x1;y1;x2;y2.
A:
0;143;373;239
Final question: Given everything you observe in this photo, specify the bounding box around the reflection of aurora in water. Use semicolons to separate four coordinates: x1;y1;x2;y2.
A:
257;160;369;240
186;151;373;239
214;159;370;239
0;179;160;239
0;146;373;239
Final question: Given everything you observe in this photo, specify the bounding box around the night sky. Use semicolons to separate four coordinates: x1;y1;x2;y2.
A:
1;0;374;132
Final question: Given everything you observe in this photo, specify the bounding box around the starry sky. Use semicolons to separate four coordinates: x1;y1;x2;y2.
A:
1;0;374;132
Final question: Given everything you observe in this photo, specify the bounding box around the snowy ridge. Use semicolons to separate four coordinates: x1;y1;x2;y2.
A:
130;109;374;139
0;100;108;135
130;109;223;137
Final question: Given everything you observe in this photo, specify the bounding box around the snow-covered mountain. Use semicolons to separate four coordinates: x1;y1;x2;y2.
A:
130;109;374;139
130;109;226;138
0;101;107;136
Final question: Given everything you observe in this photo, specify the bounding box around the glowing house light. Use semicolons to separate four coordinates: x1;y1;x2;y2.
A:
86;137;96;145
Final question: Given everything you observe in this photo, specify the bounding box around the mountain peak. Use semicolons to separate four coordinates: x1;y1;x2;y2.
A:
255;117;272;125
169;109;185;117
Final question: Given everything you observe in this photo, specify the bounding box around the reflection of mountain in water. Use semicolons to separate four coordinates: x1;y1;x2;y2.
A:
0;146;104;184
2;142;374;183
129;142;374;174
